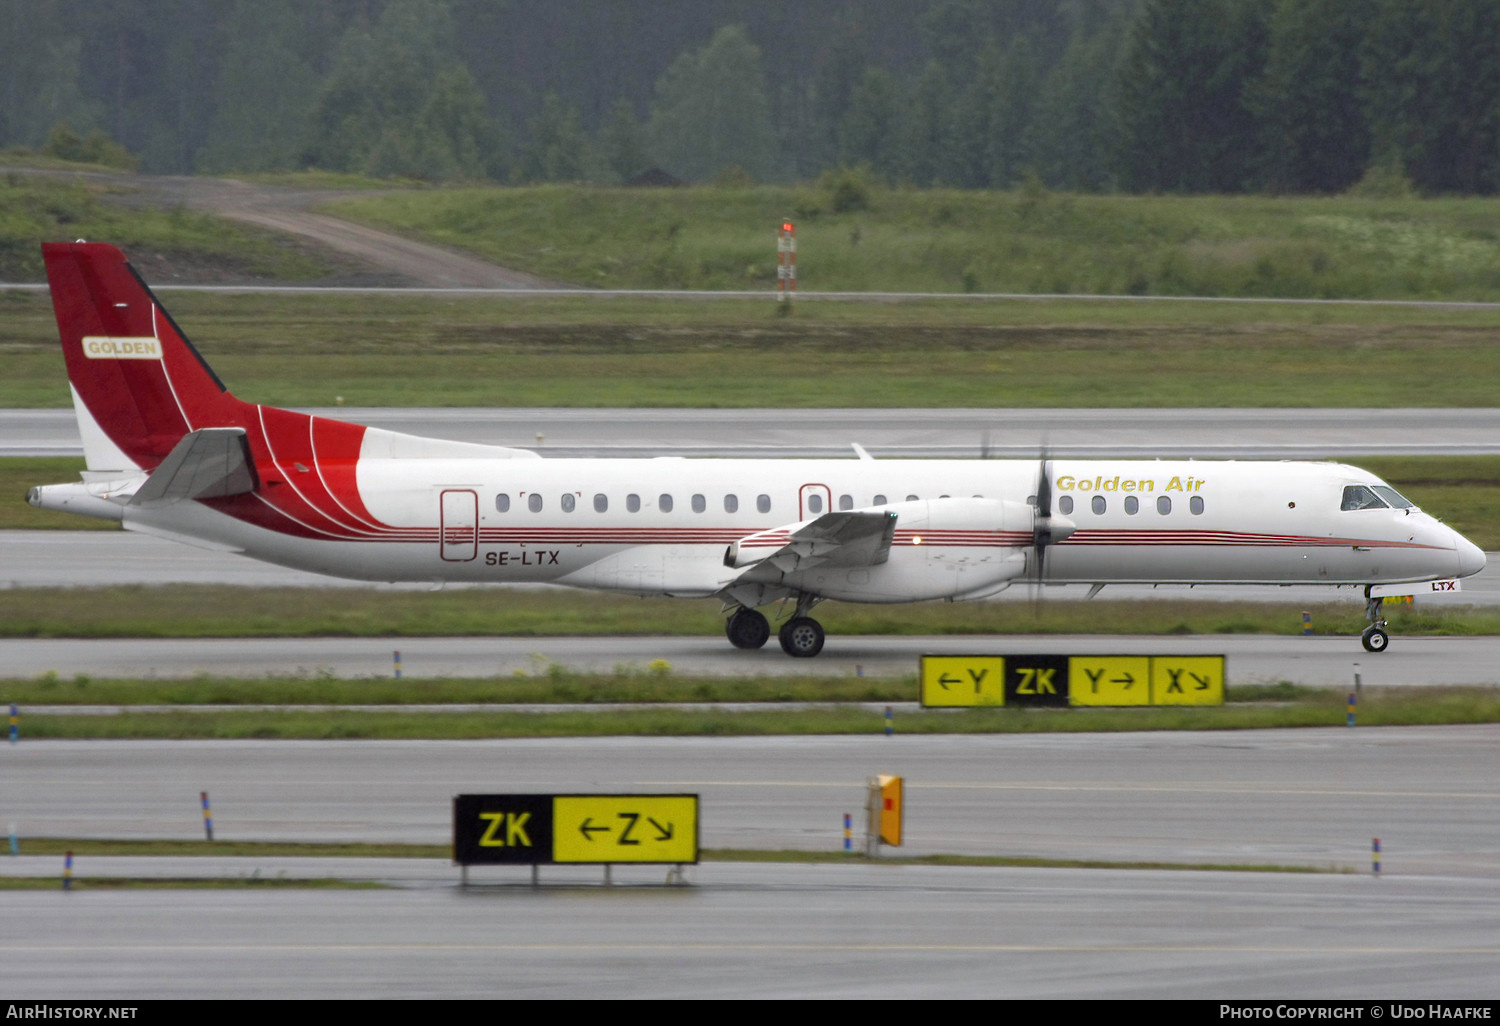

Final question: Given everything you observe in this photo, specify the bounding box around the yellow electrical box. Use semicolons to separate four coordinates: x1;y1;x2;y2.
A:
877;775;903;846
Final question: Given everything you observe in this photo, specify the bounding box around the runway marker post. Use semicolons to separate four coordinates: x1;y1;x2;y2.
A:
843;813;852;852
394;650;403;679
8;823;17;855
1347;692;1356;727
63;851;73;891
885;706;893;737
9;704;16;743
1302;611;1312;635
777;222;796;313
201;791;214;842
1372;837;1381;875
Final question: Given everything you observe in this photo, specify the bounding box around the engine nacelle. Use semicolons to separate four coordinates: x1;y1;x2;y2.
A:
764;497;1038;603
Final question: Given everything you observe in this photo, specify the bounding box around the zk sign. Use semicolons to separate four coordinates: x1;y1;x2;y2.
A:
920;654;1225;707
453;794;699;866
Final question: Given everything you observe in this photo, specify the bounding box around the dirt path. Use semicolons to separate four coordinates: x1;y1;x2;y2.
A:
38;169;565;288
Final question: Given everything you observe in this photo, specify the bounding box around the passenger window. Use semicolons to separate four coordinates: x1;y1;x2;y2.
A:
808;494;823;514
1190;496;1204;515
692;494;706;513
495;494;510;513
659;493;674;513
1124;496;1138;515
724;494;738;513
561;493;575;513
528;493;542;513
1058;495;1074;515
757;494;771;513
627;493;641;513
906;494;919;502
594;493;608;513
1091;495;1105;515
874;494;887;506
839;494;853;510
1341;485;1388;511
1157;496;1171;515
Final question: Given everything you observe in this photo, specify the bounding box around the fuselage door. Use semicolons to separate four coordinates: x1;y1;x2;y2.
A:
799;483;833;521
440;488;479;562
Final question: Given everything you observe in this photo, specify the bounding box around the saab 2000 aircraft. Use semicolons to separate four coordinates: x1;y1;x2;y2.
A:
28;242;1486;656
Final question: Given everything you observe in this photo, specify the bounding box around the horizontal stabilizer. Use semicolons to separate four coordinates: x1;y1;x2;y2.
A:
130;428;258;507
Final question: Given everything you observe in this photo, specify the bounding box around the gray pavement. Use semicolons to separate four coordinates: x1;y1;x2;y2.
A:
2;633;1497;685
5;729;1498;872
11;406;1500;457
4;729;1500;997
4;864;1498;998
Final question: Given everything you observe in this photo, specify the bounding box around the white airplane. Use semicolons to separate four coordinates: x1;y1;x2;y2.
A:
28;242;1486;656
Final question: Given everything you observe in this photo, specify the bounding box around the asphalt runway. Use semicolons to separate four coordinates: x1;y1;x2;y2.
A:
3;633;1498;685
4;729;1499;997
11;406;1500;458
4;866;1498;998
10;731;1497;868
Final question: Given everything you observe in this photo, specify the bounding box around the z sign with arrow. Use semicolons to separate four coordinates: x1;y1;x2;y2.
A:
554;796;698;863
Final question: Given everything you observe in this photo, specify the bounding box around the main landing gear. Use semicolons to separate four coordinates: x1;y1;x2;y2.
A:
725;598;826;657
1361;592;1390;653
778;616;825;658
725;607;770;649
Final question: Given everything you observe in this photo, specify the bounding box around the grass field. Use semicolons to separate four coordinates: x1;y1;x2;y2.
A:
0;173;336;283
324;183;1500;299
4;171;1500;410
0;839;1329;876
5;682;1496;739
5;286;1500;409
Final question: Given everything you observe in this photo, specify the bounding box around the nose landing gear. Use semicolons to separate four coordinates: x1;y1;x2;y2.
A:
1361;593;1390;653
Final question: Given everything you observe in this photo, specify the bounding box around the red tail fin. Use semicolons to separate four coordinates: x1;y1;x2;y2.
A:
43;241;247;471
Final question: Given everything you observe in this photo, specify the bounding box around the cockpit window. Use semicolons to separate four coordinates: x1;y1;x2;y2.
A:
1372;485;1415;509
1341;485;1388;511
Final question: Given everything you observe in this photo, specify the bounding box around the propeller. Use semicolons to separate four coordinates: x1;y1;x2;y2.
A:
1033;457;1053;582
1029;456;1077;601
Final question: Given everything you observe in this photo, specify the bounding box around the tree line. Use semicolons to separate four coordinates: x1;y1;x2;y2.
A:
3;0;1498;195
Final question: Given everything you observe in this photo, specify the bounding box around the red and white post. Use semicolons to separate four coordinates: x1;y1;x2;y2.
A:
777;221;796;310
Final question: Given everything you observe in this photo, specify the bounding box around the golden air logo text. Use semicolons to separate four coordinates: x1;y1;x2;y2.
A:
82;336;161;360
1055;474;1205;493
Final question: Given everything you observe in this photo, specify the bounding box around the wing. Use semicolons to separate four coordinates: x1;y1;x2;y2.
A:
724;510;898;575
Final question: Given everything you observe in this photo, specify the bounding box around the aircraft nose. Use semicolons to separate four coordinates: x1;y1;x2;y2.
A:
1456;535;1487;578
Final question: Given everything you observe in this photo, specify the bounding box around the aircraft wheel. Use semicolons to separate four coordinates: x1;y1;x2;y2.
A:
1361;627;1390;653
778;616;825;658
725;608;770;649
